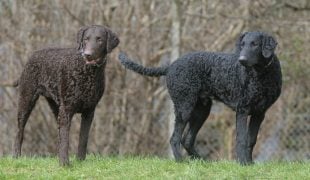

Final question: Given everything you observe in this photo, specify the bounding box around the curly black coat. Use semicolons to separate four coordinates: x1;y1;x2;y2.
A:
119;31;282;165
13;25;119;166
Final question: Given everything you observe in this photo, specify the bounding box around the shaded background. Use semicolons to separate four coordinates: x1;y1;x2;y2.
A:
0;0;309;161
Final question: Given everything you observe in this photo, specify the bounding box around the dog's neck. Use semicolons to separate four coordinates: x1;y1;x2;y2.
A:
251;55;276;74
93;57;107;68
263;55;275;69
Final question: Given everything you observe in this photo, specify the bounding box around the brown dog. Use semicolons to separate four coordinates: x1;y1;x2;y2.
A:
13;25;119;165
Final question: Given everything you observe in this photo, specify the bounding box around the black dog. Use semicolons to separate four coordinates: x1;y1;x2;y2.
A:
119;31;282;165
13;25;119;165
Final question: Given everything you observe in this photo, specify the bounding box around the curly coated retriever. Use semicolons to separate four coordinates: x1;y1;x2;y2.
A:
13;25;119;166
118;31;282;165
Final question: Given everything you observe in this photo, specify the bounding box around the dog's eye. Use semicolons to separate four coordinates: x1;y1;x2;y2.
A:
96;37;102;42
240;41;245;47
251;42;258;46
84;37;89;41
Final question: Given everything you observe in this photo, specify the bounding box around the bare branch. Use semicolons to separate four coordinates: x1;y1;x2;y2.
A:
61;4;85;26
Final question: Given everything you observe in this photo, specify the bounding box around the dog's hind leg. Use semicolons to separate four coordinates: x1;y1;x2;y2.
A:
13;88;39;157
182;98;212;159
170;112;189;162
170;96;198;161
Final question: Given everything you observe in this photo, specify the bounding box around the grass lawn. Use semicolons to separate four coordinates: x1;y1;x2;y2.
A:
0;155;309;179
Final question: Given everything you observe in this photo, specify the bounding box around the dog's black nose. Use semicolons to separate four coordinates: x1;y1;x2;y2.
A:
83;53;93;60
238;55;247;61
238;56;248;66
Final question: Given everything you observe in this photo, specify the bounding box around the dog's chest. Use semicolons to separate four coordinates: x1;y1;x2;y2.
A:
243;79;281;113
63;67;106;110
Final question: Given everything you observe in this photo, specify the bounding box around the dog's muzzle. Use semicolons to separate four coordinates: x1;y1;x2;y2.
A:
238;56;248;66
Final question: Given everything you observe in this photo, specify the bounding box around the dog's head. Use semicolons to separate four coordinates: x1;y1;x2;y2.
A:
236;31;277;68
77;25;119;66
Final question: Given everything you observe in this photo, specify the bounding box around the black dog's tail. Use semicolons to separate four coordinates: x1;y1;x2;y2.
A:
118;52;168;77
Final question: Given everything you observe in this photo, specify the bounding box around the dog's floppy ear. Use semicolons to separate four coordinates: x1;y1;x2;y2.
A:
106;28;119;53
262;34;277;59
236;32;247;52
77;26;89;52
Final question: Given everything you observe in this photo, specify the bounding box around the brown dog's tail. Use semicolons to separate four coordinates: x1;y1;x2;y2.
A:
118;52;169;77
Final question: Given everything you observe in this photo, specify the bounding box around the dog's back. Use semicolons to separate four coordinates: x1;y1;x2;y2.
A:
166;51;281;113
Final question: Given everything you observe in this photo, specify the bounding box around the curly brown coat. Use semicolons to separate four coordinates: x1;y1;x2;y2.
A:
13;25;119;166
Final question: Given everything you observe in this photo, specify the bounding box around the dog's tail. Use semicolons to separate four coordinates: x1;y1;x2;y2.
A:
118;52;168;77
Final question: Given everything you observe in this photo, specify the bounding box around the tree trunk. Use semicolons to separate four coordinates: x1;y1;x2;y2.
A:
167;0;181;157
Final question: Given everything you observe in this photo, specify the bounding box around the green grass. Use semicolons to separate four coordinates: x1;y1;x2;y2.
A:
0;155;309;179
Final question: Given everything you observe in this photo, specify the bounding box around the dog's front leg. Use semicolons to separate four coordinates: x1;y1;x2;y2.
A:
235;110;249;165
246;113;265;163
58;106;73;166
77;110;95;161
